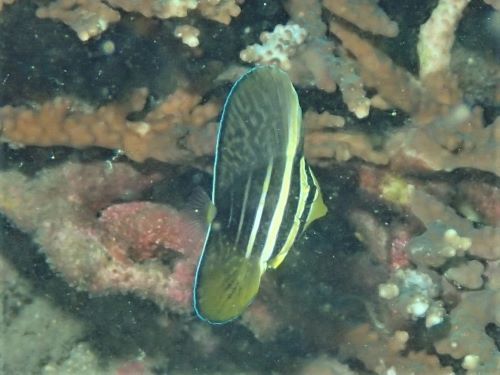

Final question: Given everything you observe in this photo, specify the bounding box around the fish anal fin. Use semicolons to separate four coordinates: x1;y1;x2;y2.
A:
195;254;261;323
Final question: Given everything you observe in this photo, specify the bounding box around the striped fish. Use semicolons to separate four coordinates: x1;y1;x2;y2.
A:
193;66;327;324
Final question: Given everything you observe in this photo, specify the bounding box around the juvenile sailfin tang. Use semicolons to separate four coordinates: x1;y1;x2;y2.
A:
193;66;328;324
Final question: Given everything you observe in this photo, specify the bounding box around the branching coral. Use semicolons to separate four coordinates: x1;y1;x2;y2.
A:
240;0;380;118
174;24;201;47
379;268;447;328
197;0;241;25
35;0;242;41
406;188;500;261
386;107;500;176
444;260;485;289
0;88;219;164
418;0;470;96
105;0;198;18
434;290;500;373
329;21;447;122
348;159;498;371
307;103;499;177
299;0;498;215
338;323;454;374
240;23;308;71
323;0;399;37
288;36;372;119
407;222;471;268
35;0;121;42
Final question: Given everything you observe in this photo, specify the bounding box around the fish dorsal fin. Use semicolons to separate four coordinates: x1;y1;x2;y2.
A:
214;66;302;197
303;166;328;230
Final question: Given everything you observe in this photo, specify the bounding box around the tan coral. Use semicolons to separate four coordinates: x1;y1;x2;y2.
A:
338;323;454;374
305;103;499;177
0;89;219;164
444;260;485;289
0;0;15;12
418;0;470;79
198;0;242;25
36;0;121;41
35;0;242;41
484;260;500;289
382;268;444;324
285;0;327;38
305;130;389;165
407;189;500;261
240;23;308;71
323;0;399;37
303;109;345;131
174;24;200;48
284;0;372;118
289;37;372;118
417;0;468;107
329;21;446;122
387;107;500;176
296;355;357;375
434;290;500;373
105;0;197;19
407;222;471;268
322;0;475;121
483;0;500;9
238;16;374;119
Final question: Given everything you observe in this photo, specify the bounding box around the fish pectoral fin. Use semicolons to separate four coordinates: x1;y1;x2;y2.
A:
185;186;217;225
195;255;262;324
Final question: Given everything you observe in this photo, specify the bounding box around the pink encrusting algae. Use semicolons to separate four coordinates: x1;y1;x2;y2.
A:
0;161;205;312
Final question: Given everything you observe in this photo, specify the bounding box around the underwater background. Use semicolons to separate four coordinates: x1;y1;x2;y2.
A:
0;0;499;373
